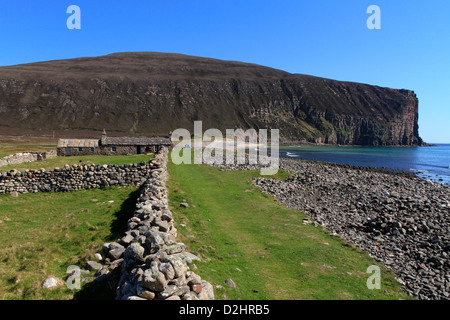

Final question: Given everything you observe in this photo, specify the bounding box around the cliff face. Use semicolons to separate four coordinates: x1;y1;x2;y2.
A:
0;52;423;145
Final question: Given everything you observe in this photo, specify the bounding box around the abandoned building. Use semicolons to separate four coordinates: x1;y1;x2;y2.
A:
57;130;173;156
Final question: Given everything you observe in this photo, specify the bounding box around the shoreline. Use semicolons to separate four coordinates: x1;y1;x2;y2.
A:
278;155;449;187
280;156;419;178
265;159;449;300
279;141;437;147
207;156;450;300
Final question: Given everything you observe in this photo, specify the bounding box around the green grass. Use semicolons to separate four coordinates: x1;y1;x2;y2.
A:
0;185;139;300
167;160;413;300
0;154;154;172
0;148;414;301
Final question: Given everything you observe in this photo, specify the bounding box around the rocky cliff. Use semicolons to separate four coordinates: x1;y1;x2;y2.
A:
0;52;423;145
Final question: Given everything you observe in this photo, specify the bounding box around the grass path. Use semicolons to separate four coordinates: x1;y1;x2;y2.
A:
167;161;412;300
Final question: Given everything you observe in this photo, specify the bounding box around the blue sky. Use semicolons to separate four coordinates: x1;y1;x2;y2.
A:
0;1;449;143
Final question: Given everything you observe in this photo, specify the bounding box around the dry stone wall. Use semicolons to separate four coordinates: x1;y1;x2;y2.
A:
0;161;153;195
0;150;56;167
0;147;214;300
95;147;214;300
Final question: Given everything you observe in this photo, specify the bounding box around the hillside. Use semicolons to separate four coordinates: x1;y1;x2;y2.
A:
0;52;423;145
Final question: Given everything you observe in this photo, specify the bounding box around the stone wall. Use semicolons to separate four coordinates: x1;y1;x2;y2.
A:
0;160;153;195
0;150;56;167
92;147;214;300
0;146;214;300
1;146;214;300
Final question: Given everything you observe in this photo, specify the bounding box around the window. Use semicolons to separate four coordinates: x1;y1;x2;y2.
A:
91;147;95;153
111;145;117;152
78;147;83;152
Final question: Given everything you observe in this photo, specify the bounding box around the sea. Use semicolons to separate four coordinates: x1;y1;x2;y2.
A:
278;144;450;185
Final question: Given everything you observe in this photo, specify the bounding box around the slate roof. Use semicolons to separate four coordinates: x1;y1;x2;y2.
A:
57;139;99;148
101;136;172;146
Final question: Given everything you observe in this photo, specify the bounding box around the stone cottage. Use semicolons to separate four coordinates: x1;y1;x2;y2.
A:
57;130;173;156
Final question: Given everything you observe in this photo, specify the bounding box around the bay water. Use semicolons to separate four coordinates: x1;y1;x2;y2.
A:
279;144;450;185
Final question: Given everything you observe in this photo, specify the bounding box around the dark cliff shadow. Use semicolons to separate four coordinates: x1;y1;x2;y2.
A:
73;186;142;300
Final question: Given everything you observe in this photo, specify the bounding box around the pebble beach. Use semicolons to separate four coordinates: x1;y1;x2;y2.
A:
209;156;450;300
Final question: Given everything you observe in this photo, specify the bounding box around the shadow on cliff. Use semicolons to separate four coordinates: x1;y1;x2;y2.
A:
73;187;142;300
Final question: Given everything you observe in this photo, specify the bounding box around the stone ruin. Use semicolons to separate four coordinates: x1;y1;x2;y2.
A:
0;150;56;168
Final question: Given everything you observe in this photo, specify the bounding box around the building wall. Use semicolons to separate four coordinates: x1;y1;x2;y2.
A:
100;145;140;156
57;145;170;157
57;147;100;157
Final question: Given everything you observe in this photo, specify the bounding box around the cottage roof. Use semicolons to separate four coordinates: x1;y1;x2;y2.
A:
57;139;99;148
101;136;172;146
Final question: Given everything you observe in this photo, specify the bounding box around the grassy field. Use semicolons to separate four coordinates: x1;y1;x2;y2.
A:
167;161;413;300
0;185;139;300
0;145;413;300
0;154;154;172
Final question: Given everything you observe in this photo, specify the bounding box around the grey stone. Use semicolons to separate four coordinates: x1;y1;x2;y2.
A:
165;256;188;278
145;231;169;252
120;233;135;245
169;274;187;287
198;281;215;300
155;220;170;232
181;292;200;300
136;284;156;300
225;278;236;288
42;277;62;289
124;242;145;262
159;262;175;280
108;243;125;260
94;253;103;261
141;269;167;292
187;271;202;285
175;285;191;297
126;295;147;300
86;260;103;271
157;285;179;299
161;243;186;255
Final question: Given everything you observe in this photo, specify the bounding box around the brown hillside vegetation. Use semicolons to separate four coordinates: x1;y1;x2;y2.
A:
0;52;422;145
